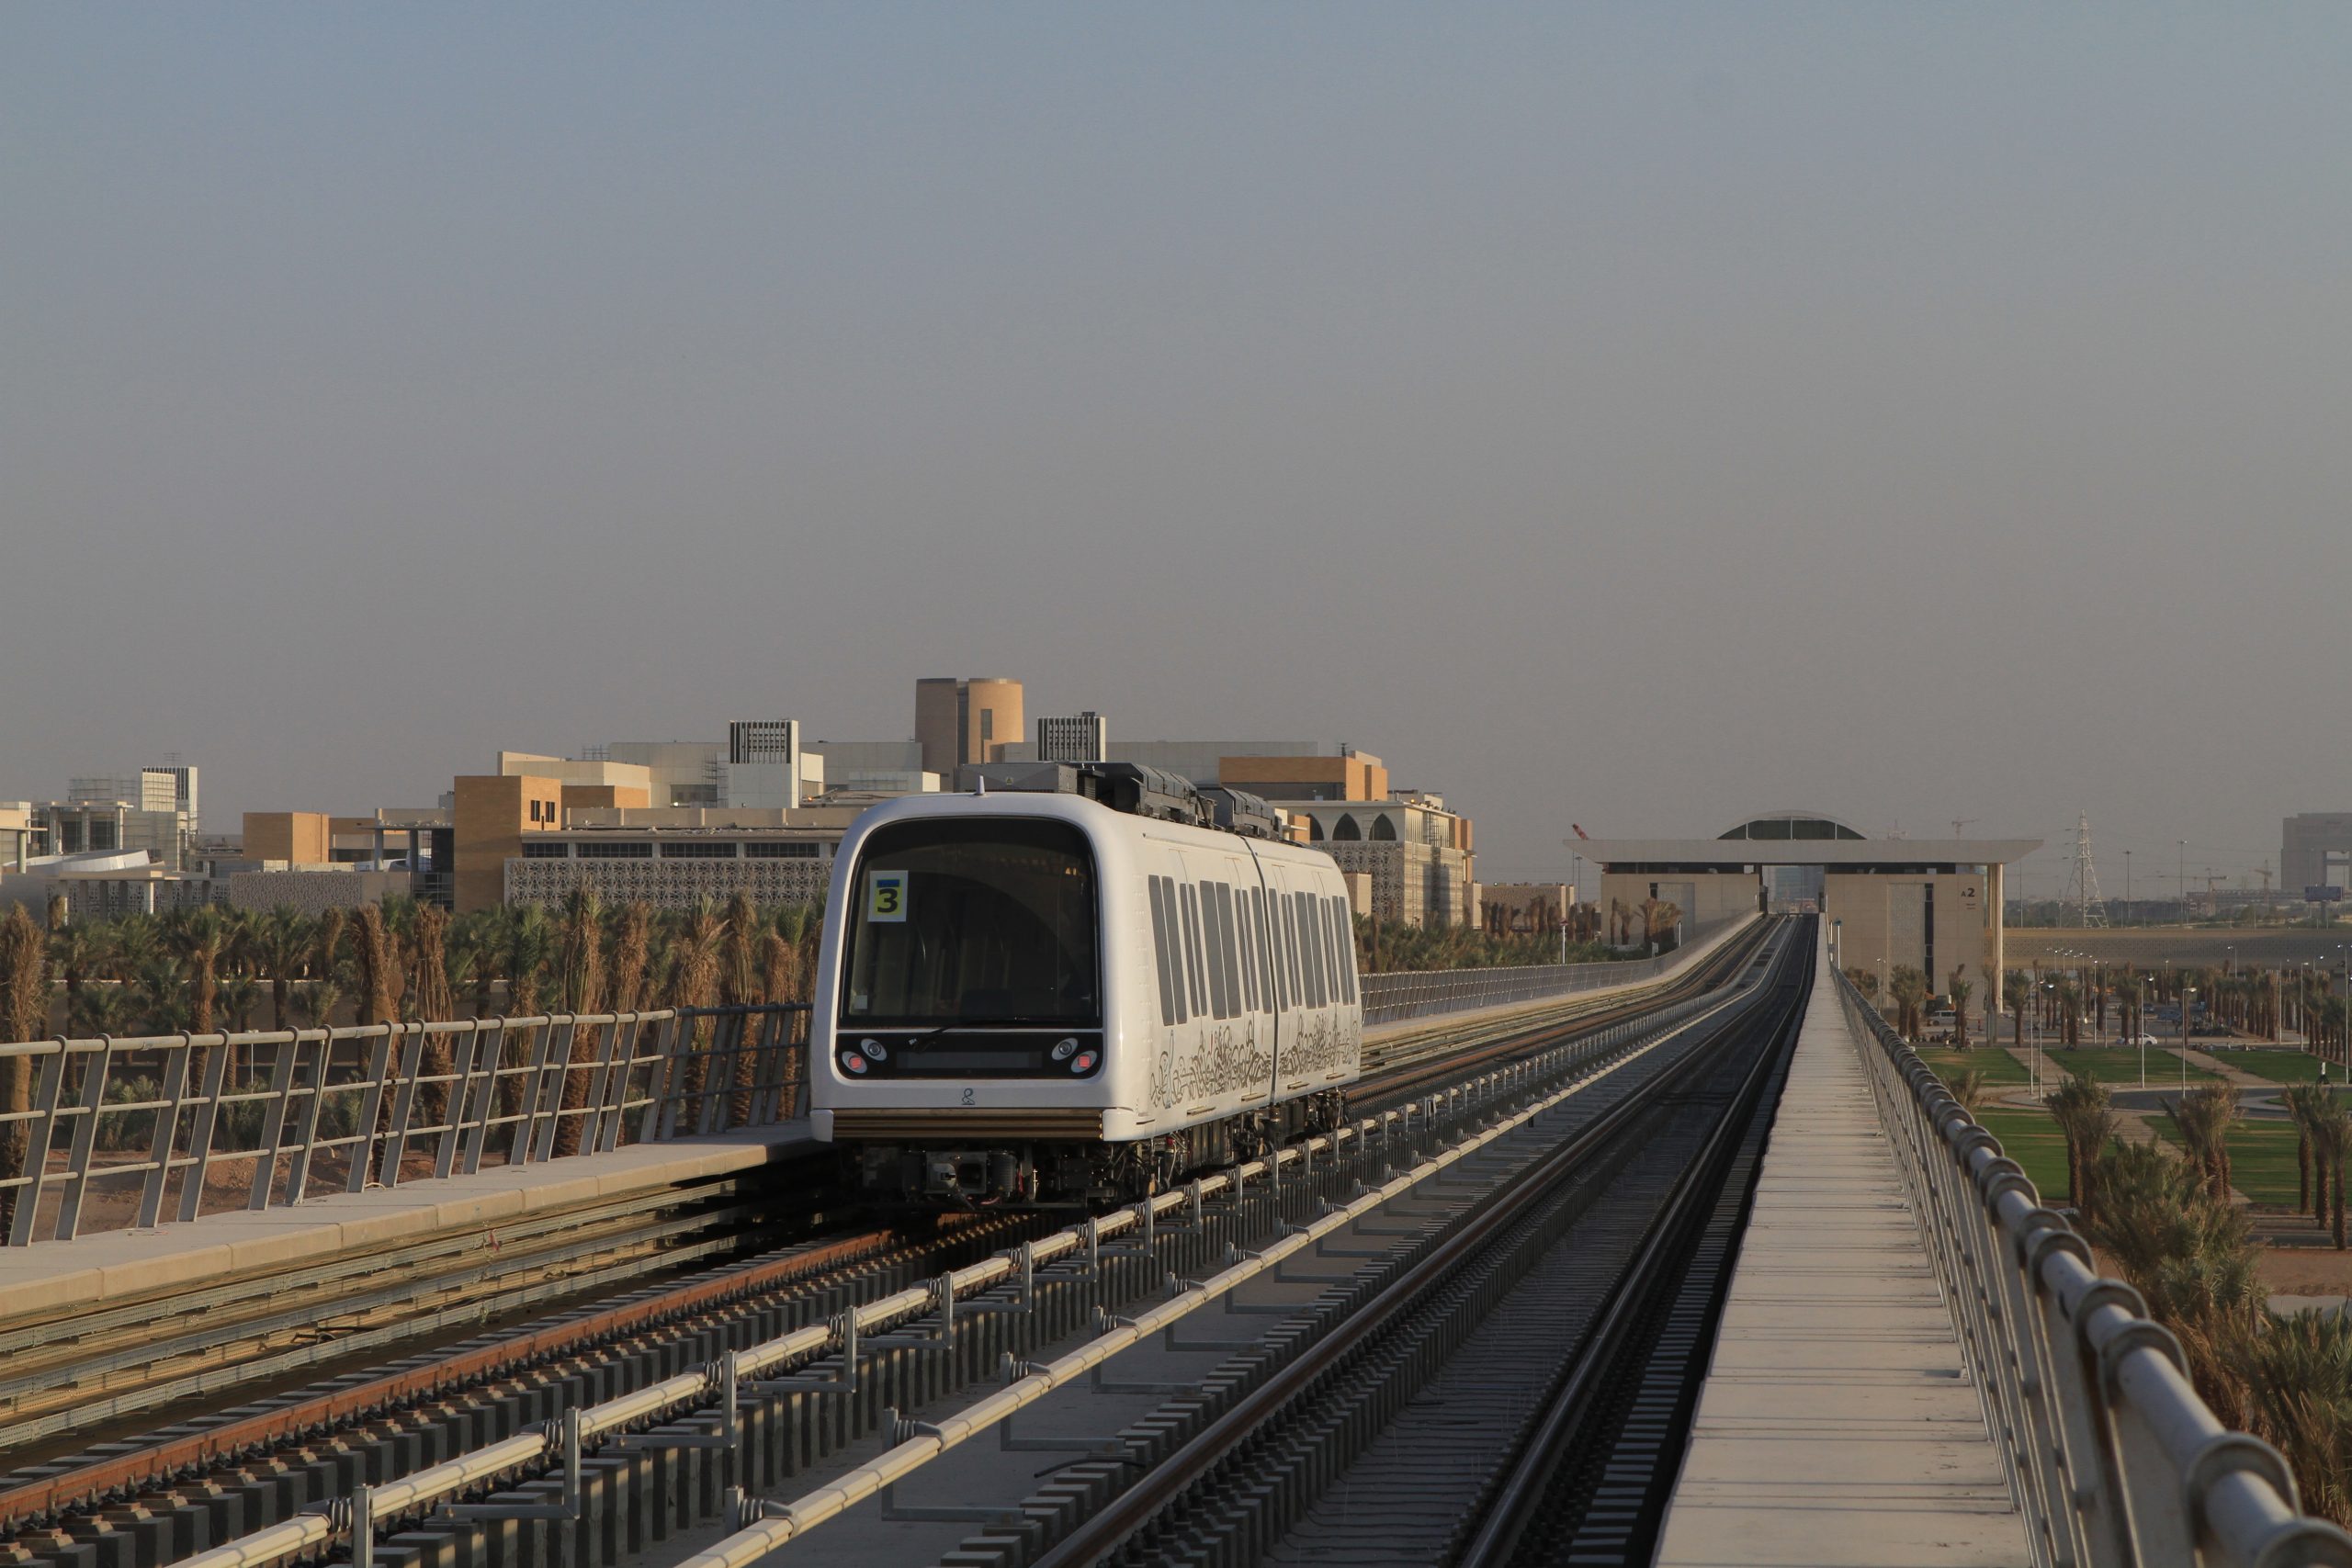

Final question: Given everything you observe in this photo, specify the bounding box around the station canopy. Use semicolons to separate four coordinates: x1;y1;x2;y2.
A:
1572;810;2041;869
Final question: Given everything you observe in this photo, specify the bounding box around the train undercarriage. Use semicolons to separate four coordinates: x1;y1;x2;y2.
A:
848;1089;1352;1204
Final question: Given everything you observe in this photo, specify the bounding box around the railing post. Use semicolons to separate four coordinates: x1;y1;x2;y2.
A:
7;1042;71;1246
175;1032;235;1221
346;1022;398;1193
377;1024;429;1190
249;1030;302;1212
52;1036;117;1243
134;1037;193;1231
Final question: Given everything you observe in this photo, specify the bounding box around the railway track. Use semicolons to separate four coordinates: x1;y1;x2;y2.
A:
986;922;1810;1568
0;928;1781;1568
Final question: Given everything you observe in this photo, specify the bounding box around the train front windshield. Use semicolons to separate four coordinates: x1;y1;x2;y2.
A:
842;818;1102;1028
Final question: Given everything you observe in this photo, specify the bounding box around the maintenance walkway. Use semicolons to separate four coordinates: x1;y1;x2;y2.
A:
0;1122;817;1323
1656;941;2031;1566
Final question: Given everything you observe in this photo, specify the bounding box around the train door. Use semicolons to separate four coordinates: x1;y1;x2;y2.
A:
1241;842;1287;1108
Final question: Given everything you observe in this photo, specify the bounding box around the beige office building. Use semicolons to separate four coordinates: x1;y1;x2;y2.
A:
916;677;1023;775
1577;811;2041;998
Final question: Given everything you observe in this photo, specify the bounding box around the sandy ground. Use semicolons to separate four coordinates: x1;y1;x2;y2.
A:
2256;1241;2352;1294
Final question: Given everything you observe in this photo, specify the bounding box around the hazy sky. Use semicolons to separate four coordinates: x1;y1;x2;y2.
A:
6;6;2348;897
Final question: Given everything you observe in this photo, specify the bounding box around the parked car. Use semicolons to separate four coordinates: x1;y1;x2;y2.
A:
2120;1032;2160;1047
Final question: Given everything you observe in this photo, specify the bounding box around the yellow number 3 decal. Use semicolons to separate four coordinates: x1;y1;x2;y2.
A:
868;872;909;922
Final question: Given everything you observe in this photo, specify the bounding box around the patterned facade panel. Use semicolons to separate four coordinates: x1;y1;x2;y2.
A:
1313;840;1472;929
505;856;831;909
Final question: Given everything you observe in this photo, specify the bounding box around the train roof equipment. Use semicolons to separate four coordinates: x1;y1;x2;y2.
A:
964;761;1285;840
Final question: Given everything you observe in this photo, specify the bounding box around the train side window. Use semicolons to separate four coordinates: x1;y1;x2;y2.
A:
1283;896;1302;1007
1329;896;1356;1004
1256;887;1281;1012
1148;876;1177;1026
1214;884;1244;1018
1341;897;1360;1003
1317;893;1336;1006
1234;886;1258;1014
1297;892;1324;1009
1213;888;1232;1024
1180;882;1205;1021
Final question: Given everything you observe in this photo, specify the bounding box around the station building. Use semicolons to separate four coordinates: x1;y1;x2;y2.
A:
1575;811;2041;993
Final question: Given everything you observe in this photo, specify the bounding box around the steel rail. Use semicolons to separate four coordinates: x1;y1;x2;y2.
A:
673;964;1778;1568
1453;943;1806;1567
0;1224;904;1526
1351;914;1771;1104
2;972;1707;1531
1016;945;1799;1568
173;944;1776;1568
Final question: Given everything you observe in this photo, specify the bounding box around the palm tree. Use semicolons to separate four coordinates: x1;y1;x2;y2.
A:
2113;973;2145;1045
606;903;652;1015
2001;969;2031;1049
2313;1100;2352;1252
215;974;261;1033
760;930;803;1006
2167;1083;2238;1203
48;920;109;1032
316;907;348;994
107;915;161;983
351;904;399;1029
1948;974;1974;1049
720;892;759;1008
2286;1085;2330;1223
552;886;606;1155
72;983;133;1041
2046;1071;2117;1216
486;904;558;1115
1948;1067;1991;1114
1887;966;1929;1041
2056;980;2084;1047
170;907;231;1041
406;904;457;1127
133;958;192;1036
0;905;52;1233
665;904;725;1110
2235;1310;2352;1526
250;909;314;1032
294;977;343;1031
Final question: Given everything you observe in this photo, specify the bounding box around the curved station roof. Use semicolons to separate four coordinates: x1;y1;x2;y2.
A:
1574;809;2041;867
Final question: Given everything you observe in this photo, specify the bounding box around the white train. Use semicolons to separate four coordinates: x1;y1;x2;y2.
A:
809;764;1364;1201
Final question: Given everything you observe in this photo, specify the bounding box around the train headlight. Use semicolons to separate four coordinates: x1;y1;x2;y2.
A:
840;1051;868;1075
1050;1037;1079;1061
1071;1050;1099;1074
860;1038;888;1061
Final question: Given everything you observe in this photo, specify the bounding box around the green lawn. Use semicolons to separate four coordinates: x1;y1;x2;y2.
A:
2044;1047;2220;1087
2214;1050;2331;1085
1975;1107;2072;1205
1916;1047;2029;1087
2149;1115;2308;1210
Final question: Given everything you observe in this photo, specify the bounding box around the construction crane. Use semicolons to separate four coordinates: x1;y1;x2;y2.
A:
1949;818;1977;838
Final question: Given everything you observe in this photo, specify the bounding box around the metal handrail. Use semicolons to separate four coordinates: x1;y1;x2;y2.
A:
1359;916;1747;1025
1830;964;2352;1568
0;1004;808;1247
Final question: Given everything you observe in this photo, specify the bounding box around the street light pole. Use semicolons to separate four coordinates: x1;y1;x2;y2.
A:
2125;849;2132;926
2182;985;2195;1089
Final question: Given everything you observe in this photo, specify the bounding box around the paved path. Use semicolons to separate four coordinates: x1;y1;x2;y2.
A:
1996;1046;2174;1148
2178;1045;2276;1089
1657;942;2030;1567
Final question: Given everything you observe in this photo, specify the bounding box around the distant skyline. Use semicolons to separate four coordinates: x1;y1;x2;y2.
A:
6;6;2348;900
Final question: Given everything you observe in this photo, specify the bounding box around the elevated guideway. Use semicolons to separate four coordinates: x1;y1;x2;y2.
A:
1658;931;2352;1568
1656;939;2030;1565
